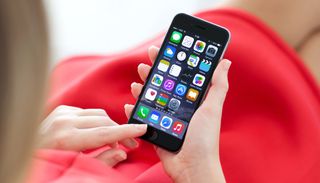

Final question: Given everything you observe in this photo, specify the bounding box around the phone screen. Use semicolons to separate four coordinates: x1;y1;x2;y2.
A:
129;14;229;150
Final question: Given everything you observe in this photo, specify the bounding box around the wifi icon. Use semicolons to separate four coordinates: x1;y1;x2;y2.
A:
199;59;212;72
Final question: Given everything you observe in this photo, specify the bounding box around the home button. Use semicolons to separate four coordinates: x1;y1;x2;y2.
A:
148;130;158;141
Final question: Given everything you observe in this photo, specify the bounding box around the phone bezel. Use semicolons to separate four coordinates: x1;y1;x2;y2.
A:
128;13;230;152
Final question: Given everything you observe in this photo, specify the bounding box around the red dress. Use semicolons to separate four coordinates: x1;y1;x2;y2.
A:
28;9;320;183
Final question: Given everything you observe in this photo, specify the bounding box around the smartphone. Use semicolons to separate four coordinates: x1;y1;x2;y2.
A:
128;13;230;152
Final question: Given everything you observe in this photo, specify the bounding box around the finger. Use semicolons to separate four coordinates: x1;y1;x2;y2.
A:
148;45;160;64
124;104;134;119
95;148;127;167
137;63;151;82
76;124;147;150
73;116;113;129
131;82;143;99
200;59;231;114
76;108;108;117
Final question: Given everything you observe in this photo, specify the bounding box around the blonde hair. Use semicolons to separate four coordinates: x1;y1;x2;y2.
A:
0;0;48;182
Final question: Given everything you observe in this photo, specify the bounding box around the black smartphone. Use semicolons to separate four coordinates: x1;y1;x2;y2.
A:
128;13;230;152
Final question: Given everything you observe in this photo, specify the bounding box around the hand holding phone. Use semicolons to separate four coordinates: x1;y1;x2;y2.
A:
125;47;230;182
128;13;230;152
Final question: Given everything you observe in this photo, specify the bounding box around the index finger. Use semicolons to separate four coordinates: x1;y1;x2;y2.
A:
75;124;147;151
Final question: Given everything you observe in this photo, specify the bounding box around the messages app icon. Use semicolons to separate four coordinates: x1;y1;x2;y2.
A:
170;31;182;44
164;45;176;58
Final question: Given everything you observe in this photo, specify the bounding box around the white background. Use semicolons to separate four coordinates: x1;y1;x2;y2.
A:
44;0;222;63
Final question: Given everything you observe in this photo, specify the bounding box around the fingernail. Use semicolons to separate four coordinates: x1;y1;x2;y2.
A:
115;152;127;161
131;82;137;88
127;139;138;148
134;124;147;131
138;63;146;68
224;59;232;70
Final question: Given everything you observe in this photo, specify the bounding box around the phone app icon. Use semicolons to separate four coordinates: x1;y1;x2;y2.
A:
160;116;173;129
137;105;150;119
158;59;170;72
163;79;175;91
177;51;186;61
157;93;169;106
199;60;212;72
168;98;181;111
186;88;199;102
145;88;157;101
182;35;194;48
187;54;200;67
151;74;163;86
175;83;187;96
194;40;206;53
192;74;206;87
169;64;181;77
164;45;176;58
206;45;218;57
172;121;184;134
149;111;161;123
170;31;183;44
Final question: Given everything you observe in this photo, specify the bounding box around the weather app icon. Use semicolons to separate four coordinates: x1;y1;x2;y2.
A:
164;45;176;58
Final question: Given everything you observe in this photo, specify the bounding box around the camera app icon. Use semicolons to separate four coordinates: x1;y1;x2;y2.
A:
206;45;218;58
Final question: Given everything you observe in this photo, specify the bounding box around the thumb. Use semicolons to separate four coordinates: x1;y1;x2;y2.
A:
199;59;231;115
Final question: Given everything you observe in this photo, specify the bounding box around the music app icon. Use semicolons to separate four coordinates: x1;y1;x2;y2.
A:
172;121;184;134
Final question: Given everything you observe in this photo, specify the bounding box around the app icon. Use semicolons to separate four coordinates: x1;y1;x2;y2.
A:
157;93;169;106
181;70;193;81
206;45;218;57
187;54;200;67
175;84;187;96
158;59;170;72
169;64;181;77
182;35;194;48
163;79;175;91
160;116;173;129
172;121;184;134
168;98;181;111
186;88;199;101
177;51;186;61
194;40;206;53
149;111;161;123
151;74;163;86
170;31;182;44
192;74;206;87
145;88;157;101
137;105;150;119
199;60;212;72
164;45;176;58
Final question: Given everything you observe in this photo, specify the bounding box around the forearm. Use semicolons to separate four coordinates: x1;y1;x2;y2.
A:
174;160;226;183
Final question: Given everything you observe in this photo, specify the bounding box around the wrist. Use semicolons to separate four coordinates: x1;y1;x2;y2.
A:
173;159;225;183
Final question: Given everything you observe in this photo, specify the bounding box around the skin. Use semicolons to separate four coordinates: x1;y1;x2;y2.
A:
40;46;231;182
223;0;320;82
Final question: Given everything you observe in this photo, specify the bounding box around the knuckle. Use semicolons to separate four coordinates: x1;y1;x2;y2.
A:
53;131;71;149
96;127;110;138
51;116;72;129
95;109;108;116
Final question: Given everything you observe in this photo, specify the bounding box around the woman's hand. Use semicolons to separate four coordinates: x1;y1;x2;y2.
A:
39;105;147;167
124;46;230;183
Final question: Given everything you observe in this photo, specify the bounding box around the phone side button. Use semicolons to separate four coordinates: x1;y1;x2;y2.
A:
148;131;158;141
